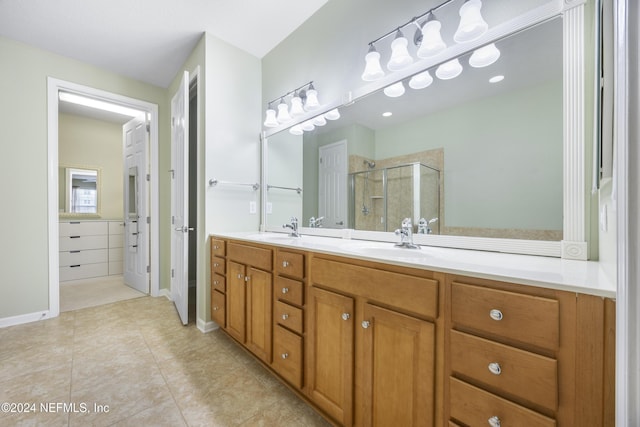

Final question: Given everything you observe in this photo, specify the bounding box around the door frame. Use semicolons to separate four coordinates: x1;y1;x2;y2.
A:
47;78;160;318
318;139;348;228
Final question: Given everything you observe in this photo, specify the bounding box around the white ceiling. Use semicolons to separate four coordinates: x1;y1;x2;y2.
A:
0;0;328;88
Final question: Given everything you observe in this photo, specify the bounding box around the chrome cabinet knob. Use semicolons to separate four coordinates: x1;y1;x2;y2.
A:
341;313;350;321
244;276;250;282
213;306;219;311
213;262;219;267
281;287;289;294
281;353;289;359
213;245;219;250
282;314;289;320
488;416;501;427
282;261;289;268
489;309;503;321
361;320;371;329
488;362;502;375
213;280;219;285
237;274;242;279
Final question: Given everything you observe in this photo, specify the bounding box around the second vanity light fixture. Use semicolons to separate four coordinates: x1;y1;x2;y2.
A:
361;0;498;90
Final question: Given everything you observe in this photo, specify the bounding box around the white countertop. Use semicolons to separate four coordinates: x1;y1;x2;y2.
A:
213;232;617;298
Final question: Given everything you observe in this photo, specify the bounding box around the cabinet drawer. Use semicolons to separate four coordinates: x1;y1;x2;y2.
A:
451;282;559;351
449;378;555;427
275;300;303;334
312;258;438;318
211;289;225;327
59;221;107;237
450;330;558;412
211;238;226;256
60;263;108;282
272;325;303;389
276;250;304;279
59;249;108;267
212;273;226;293
59;235;108;252
109;234;123;249
228;242;272;271
275;276;304;306
211;256;225;275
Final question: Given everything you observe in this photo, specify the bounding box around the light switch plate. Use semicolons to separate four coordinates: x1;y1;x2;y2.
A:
249;201;257;214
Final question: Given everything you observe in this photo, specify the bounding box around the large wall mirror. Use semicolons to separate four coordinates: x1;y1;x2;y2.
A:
264;2;589;258
58;165;102;216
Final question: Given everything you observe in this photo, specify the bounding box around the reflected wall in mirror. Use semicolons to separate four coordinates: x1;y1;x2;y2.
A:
59;165;101;216
266;17;563;241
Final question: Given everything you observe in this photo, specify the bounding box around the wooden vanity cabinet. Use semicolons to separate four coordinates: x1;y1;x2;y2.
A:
225;242;273;364
210;238;226;327
308;255;440;427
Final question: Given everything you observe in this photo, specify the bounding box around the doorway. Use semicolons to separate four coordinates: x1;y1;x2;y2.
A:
47;78;160;318
187;76;198;322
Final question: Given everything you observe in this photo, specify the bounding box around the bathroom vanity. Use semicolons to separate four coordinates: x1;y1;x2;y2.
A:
210;232;615;427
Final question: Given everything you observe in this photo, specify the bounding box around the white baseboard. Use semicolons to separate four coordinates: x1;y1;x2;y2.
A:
197;318;220;333
0;310;53;329
158;288;172;300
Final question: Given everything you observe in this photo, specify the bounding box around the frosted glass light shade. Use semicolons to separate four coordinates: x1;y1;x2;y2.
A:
324;108;341;120
387;30;414;71
290;95;305;117
383;81;405;98
417;19;446;58
313;115;327;126
277;102;292;123
301;120;315;132
469;43;500;67
263;108;278;127
305;88;320;110
289;125;303;135
436;59;463;80
409;70;434;89
361;46;385;81
454;0;488;43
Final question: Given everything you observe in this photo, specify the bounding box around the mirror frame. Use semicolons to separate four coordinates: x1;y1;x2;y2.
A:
59;164;102;218
261;0;589;260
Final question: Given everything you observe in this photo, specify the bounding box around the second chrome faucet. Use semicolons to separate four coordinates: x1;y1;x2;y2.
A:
283;217;300;237
395;218;420;249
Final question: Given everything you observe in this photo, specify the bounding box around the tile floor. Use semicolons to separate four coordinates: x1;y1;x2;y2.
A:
60;275;146;312
0;296;331;426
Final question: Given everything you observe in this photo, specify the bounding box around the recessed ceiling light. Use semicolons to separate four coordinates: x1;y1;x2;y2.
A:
382;111;393;117
489;75;505;83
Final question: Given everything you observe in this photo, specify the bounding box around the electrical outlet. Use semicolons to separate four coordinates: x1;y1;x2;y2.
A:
267;202;273;214
249;201;257;214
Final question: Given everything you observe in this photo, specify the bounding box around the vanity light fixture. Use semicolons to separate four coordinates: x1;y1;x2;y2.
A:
301;119;315;132
436;58;463;80
361;45;386;81
290;92;305;118
387;29;414;71
324;108;341;120
263;81;320;128
263;103;279;128
304;83;320;110
454;0;488;43
384;81;406;97
416;13;447;58
469;43;501;67
409;70;434;89
312;115;327;126
276;98;292;123
289;124;304;135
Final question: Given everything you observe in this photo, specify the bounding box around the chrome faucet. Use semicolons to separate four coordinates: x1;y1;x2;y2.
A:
309;216;324;228
283;216;300;237
417;217;439;234
395;217;420;249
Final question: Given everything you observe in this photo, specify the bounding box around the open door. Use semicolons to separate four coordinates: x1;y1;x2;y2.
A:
171;71;190;325
319;140;348;228
123;117;150;294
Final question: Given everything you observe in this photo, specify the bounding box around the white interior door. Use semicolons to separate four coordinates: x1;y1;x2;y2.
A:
318;140;348;228
123;117;150;294
171;71;190;325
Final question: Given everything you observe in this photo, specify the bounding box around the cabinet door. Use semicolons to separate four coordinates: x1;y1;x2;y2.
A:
246;267;273;363
226;261;246;343
307;287;354;426
361;303;435;427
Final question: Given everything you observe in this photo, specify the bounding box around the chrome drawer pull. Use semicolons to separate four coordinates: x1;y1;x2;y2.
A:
341;313;350;321
213;306;219;311
488;362;502;375
282;314;289;320
213;263;219;267
281;287;289;294
244;276;250;282
488;416;501;427
237;274;242;279
489;309;503;321
213;280;219;285
281;353;289;359
282;261;289;268
213;245;219;250
361;320;371;329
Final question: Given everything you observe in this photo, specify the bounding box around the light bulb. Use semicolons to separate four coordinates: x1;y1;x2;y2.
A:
361;45;385;81
387;30;414;71
454;0;488;43
417;17;446;58
324;108;340;120
290;94;305;117
469;43;500;68
276;101;292;123
263;108;278;128
383;81;405;98
409;70;434;89
436;58;463;80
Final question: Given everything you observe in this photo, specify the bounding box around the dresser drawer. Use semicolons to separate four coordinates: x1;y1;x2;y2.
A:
450;378;555;427
211;289;225;327
60;263;109;282
275;300;303;334
212;273;226;293
59;249;108;267
272;325;303;389
275;276;304;306
59;235;108;252
450;330;558;412
59;221;107;237
451;282;559;351
211;256;225;275
276;250;304;279
211;238;226;257
228;242;272;271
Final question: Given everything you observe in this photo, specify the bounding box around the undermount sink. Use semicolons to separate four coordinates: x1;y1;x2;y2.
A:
243;233;301;242
339;242;432;260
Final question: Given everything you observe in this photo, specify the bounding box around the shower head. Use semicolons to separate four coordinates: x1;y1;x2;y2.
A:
364;160;376;169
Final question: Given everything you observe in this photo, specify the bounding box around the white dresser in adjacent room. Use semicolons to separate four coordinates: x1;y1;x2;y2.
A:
59;220;124;282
